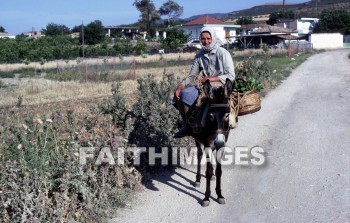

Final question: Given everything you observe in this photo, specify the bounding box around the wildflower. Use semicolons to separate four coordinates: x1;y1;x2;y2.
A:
56;113;63;122
7;135;13;144
8;107;15;114
46;118;53;123
17;144;23;150
111;139;119;148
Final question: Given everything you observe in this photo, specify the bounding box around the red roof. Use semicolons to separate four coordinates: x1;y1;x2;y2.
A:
184;16;225;26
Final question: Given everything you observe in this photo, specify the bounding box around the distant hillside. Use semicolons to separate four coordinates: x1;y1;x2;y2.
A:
230;0;350;17
183;0;350;22
186;13;230;21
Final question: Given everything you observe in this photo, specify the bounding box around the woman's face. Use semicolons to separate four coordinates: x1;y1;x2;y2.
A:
200;32;212;46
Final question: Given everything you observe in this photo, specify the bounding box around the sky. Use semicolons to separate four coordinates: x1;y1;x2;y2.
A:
1;0;308;35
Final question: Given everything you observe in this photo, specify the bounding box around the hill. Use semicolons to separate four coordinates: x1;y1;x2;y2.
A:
184;0;350;21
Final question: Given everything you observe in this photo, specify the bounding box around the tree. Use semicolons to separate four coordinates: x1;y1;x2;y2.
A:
314;9;350;35
133;0;160;38
235;16;255;25
71;25;82;33
82;20;106;45
267;10;295;25
0;26;5;32
42;23;71;36
158;0;183;27
160;28;188;50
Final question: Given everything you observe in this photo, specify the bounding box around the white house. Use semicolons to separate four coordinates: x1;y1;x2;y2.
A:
310;33;343;49
23;30;44;38
0;32;16;39
276;18;319;37
180;16;241;44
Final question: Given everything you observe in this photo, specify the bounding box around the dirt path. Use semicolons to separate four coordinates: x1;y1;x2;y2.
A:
110;49;350;223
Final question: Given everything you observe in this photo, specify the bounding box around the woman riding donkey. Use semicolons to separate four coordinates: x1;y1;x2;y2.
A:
174;26;236;138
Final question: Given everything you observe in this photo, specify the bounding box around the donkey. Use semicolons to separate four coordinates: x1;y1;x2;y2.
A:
189;79;233;207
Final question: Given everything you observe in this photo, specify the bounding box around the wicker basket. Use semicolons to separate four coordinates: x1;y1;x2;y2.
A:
237;91;261;116
230;90;261;116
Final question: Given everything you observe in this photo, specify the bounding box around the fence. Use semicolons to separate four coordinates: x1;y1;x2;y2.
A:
0;53;196;82
287;41;313;57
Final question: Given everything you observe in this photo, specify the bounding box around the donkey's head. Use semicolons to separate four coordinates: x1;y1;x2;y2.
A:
195;79;233;149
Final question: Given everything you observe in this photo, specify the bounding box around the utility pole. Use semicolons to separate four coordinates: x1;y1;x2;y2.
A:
283;0;285;19
147;7;151;39
81;21;85;58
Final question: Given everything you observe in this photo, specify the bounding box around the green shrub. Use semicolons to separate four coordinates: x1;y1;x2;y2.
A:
0;80;6;88
48;71;79;81
235;55;272;90
0;107;140;222
134;40;148;55
0;71;15;78
99;74;188;174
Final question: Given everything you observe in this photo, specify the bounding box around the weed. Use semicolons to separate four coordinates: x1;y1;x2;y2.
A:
0;80;6;88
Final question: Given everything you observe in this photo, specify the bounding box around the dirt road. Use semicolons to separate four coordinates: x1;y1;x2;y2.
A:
111;49;350;223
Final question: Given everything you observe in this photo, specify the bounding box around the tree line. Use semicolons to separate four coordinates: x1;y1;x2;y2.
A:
0;0;349;63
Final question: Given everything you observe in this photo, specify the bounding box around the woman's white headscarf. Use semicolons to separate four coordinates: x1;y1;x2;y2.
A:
199;26;224;52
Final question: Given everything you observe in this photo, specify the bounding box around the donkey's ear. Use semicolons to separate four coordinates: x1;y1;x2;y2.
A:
224;79;233;98
203;80;213;99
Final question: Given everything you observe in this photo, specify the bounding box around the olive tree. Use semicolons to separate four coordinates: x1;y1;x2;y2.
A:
158;0;183;27
133;0;160;38
314;9;350;35
42;23;71;36
82;20;106;45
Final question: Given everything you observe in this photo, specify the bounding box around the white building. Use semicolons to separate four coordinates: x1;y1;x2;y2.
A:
0;32;16;39
23;30;44;38
310;33;343;49
180;16;241;44
276;18;319;37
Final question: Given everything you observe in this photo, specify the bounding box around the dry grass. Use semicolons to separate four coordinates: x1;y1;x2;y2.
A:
0;49;287;109
0;79;110;106
233;48;287;57
0;52;197;108
0;66;191;108
0;52;196;72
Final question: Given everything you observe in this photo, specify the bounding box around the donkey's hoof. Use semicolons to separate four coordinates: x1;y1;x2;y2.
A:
202;199;210;207
217;197;226;205
194;181;201;188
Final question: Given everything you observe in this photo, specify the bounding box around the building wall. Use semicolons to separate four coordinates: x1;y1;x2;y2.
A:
182;25;202;41
310;33;343;49
297;19;318;35
181;25;237;44
0;33;16;39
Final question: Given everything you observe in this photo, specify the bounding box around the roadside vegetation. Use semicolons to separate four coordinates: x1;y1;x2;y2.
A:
0;48;317;222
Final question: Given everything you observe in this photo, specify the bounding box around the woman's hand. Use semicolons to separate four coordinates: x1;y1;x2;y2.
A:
175;84;185;100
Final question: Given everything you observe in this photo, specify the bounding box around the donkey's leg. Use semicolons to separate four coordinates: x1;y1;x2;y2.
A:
195;141;203;188
202;161;213;207
215;163;225;204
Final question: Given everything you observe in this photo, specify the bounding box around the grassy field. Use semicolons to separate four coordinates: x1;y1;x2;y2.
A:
0;48;292;108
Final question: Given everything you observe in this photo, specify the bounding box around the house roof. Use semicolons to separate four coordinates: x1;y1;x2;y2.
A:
0;32;15;37
184;16;225;26
251;25;294;34
241;24;269;29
